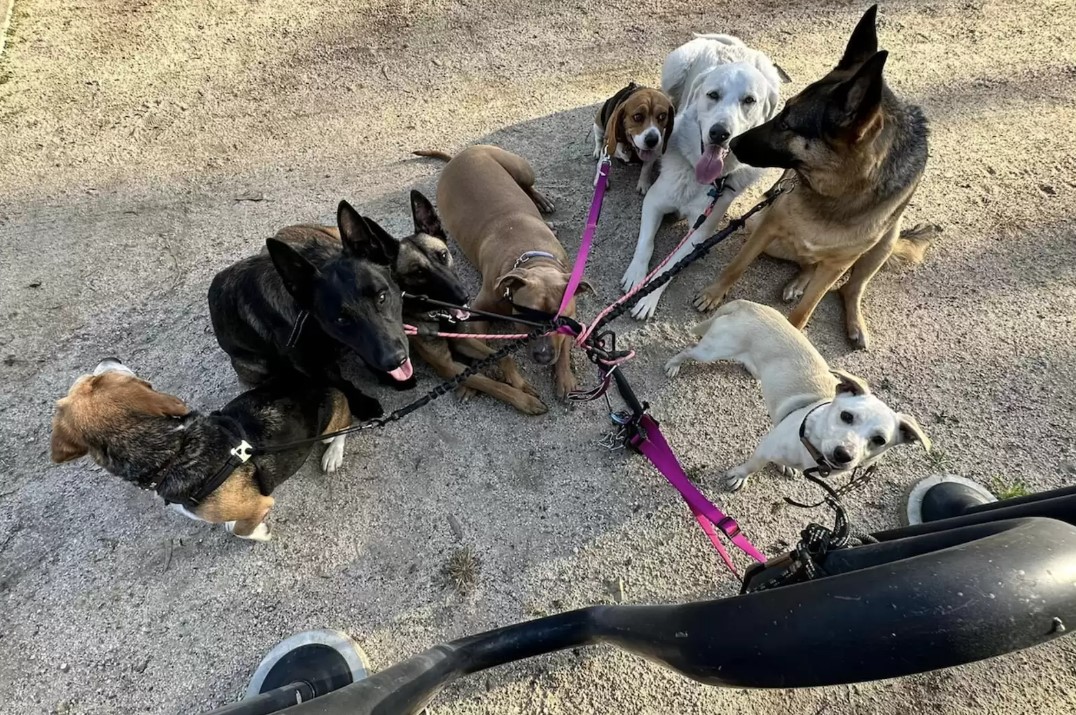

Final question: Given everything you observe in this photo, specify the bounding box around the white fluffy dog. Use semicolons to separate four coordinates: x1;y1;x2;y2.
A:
665;300;931;491
621;35;785;320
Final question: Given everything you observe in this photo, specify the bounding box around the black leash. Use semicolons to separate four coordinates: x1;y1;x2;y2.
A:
250;324;552;456
588;175;794;336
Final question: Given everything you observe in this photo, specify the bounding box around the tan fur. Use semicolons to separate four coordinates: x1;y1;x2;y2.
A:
322;389;351;435
193;463;275;532
695;165;923;349
415;145;592;398
50;372;189;463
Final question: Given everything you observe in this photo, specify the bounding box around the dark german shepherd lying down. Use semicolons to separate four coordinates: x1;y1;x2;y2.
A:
694;4;939;350
208;200;412;420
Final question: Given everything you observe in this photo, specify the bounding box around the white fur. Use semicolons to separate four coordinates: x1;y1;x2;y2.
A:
168;503;206;523
226;520;272;542
621;35;783;320
321;434;347;473
664;300;928;491
592;121;664;194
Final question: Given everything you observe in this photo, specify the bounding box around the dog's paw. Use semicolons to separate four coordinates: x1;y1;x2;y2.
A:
529;189;555;215
725;467;751;492
664;357;683;379
693;283;728;313
456;385;478;403
782;276;808;303
847;323;870;351
226;521;272;542
630;293;661;321
517;394;549;416
517;379;541;398
321;437;346;473
555;373;578;400
777;464;800;479
636;174;654;195
620;262;649;293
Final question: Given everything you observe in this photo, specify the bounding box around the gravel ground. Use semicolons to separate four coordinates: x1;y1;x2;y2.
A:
1;1;1075;713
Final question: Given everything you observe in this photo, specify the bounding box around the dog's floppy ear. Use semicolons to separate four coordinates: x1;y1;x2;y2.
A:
496;269;529;299
838;4;879;70
574;279;594;296
661;104;675;154
410;190;445;239
267;238;321;308
130;381;190;418
897;413;931;452
336;200;399;265
832;50;888;139
50;401;88;463
832;369;871;396
604;101;628;157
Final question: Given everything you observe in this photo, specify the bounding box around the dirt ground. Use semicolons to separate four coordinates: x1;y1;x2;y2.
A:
1;0;1075;713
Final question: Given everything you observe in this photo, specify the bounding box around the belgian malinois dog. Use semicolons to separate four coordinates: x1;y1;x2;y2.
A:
693;5;938;349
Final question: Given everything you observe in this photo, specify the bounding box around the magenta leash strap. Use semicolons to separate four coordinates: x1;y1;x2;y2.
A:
631;415;765;576
557;157;611;318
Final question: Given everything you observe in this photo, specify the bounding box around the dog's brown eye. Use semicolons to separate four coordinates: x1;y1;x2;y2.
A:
840;411;854;424
707;90;720;101
658;113;667;122
632;113;644;123
437;250;449;264
377;291;387;305
871;435;886;448
335;316;348;325
743;95;756;105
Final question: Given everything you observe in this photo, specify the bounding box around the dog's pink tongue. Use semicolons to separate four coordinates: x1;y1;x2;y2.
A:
451;308;470;321
388;358;414;381
695;145;728;184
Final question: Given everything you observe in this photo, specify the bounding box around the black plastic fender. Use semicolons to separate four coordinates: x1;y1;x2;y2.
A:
277;516;1076;714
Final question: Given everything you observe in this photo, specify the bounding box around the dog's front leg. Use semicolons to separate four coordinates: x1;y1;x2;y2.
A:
630;189;736;320
787;257;858;332
552;333;577;399
725;446;770;492
620;189;670;293
839;224;899;350
694;210;780;313
314;363;383;421
636;158;657;195
468;288;537;397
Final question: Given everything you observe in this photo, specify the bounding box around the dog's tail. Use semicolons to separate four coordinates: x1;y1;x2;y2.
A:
412;149;453;162
886;222;942;269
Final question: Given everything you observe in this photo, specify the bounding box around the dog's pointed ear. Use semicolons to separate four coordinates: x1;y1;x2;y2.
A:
604;101;628;157
267;237;321;308
410;190;445;239
336;201;399;265
838;4;879;70
50;401;88;463
832;369;871;396
496;270;528;299
833;50;888;138
897;413;931;452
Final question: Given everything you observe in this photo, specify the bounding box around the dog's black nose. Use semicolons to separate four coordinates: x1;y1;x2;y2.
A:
832;446;853;464
644;132;660;149
708;125;731;144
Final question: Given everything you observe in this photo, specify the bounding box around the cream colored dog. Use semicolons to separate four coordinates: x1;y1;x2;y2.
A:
665;300;930;491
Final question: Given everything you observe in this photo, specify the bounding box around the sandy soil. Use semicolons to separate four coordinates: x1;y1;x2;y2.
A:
2;0;1075;713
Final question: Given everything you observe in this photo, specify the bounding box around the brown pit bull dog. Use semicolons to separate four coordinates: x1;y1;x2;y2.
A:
413;145;592;398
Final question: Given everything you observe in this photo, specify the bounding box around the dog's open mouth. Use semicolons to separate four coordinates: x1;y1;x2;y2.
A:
387;358;414;382
635;148;659;163
450;308;470;321
696;143;730;184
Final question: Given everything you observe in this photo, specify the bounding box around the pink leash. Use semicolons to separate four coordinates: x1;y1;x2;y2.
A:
631;415;765;577
556;157;611;318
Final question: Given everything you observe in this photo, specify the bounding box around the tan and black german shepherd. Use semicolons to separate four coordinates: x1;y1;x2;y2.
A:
693;5;938;349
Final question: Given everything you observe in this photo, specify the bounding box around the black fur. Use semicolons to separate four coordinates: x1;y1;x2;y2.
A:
208;200;411;419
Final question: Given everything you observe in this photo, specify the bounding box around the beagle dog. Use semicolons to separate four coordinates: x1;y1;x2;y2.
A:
591;82;675;194
49;358;352;541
